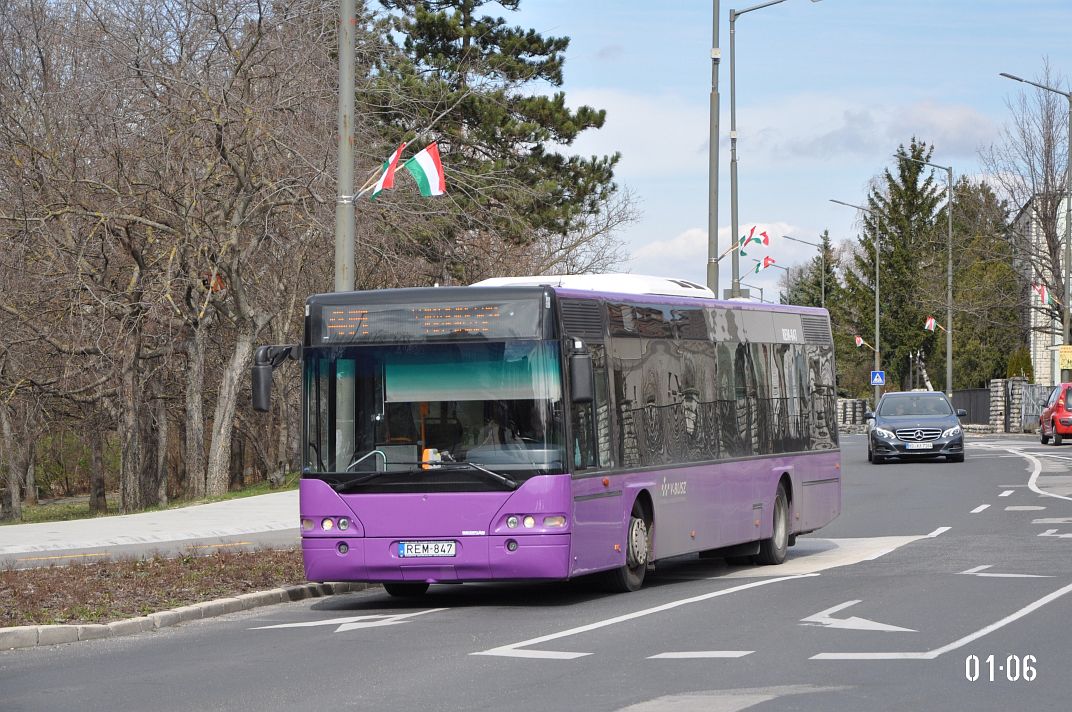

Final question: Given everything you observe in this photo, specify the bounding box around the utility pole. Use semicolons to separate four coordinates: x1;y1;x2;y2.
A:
335;0;356;293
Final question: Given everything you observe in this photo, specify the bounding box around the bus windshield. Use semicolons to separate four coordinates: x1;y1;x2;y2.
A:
303;340;565;491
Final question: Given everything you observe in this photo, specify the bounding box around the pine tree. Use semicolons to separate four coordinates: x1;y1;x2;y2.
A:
840;139;943;394
371;0;622;281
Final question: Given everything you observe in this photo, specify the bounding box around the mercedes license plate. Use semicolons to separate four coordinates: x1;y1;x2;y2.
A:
398;540;456;558
905;442;933;450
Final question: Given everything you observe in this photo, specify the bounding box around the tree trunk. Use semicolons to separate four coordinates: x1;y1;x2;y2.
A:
205;329;254;495
270;392;288;488
119;342;144;512
184;325;208;499
0;404;23;520
89;428;107;513
155;394;169;507
23;442;37;505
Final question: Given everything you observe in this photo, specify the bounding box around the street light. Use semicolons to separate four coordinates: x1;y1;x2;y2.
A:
740;280;768;303
1000;71;1072;382
728;0;822;298
832;198;884;406
782;234;825;307
708;1;721;293
902;155;954;396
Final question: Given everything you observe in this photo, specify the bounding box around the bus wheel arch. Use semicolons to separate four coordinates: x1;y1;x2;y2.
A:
605;490;654;592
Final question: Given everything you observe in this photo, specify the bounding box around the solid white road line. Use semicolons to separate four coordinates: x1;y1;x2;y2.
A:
472;574;818;659
812;580;1072;660
970;504;990;514
647;651;754;659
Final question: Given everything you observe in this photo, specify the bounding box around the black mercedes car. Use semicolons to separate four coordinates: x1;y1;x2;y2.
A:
866;391;966;464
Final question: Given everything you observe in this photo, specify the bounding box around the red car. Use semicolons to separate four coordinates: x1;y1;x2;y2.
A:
1040;383;1072;445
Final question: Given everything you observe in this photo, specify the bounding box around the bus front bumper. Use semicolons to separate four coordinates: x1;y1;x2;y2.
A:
303;534;571;583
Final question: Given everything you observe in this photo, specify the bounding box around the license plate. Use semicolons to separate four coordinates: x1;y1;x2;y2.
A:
398;540;456;558
905;442;933;450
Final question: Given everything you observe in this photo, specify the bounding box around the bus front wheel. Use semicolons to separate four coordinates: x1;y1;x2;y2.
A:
756;485;789;565
605;500;651;592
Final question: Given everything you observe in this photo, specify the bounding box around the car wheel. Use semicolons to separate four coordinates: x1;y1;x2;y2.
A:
867;442;873;463
1053;421;1063;446
949;453;964;463
871;454;885;465
1041;421;1050;445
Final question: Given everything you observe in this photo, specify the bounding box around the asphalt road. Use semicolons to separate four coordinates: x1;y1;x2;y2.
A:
4;434;1072;711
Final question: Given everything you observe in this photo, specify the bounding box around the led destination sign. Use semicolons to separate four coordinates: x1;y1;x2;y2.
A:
318;299;543;343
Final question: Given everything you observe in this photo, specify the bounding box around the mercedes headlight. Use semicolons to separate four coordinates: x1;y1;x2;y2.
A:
942;425;961;438
874;427;895;439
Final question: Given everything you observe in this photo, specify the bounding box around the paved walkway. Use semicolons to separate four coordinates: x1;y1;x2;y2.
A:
0;491;298;556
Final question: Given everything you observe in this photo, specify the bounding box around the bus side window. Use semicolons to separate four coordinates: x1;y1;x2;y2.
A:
572;345;609;470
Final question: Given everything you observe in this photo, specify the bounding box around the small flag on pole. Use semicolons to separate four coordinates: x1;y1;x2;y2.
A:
738;226;763;256
854;335;864;347
752;255;776;274
403;142;446;197
924;316;936;331
1033;282;1060;306
369;142;407;201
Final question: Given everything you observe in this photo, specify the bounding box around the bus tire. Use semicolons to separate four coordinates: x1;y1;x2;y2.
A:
383;582;430;597
605;500;651;592
756;485;789;565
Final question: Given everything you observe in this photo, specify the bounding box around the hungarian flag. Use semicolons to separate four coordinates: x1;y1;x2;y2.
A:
369;142;407;201
854;335;864;347
752;255;776;274
738;226;762;256
924;316;936;331
1034;282;1055;306
403;142;447;197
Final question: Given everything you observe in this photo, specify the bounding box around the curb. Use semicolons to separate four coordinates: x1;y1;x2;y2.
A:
0;581;369;651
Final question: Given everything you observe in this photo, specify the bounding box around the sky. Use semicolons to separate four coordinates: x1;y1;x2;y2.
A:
510;0;1072;300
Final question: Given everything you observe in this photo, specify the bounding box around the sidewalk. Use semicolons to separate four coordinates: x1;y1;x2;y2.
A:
0;491;298;556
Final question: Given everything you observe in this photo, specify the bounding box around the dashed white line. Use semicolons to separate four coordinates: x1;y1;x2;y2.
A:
926;527;951;538
970;504;990;514
648;651;753;659
999;490;1014;497
1005;506;1045;511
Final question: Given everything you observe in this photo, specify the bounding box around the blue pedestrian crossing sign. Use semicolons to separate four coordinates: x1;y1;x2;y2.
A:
870;370;886;386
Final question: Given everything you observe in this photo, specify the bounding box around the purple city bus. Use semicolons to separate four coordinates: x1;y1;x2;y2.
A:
252;275;840;596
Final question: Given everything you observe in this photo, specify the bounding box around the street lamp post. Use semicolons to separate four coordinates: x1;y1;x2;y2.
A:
903;155;954;396
1000;71;1072;382
782;234;825;307
728;0;822;297
708;1;721;293
740;281;767;303
832;198;884;406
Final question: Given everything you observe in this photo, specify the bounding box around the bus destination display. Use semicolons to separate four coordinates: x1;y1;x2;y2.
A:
318;299;542;342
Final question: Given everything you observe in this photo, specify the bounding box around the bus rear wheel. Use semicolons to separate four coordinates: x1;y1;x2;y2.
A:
756;485;789;565
383;582;430;597
605;500;651;592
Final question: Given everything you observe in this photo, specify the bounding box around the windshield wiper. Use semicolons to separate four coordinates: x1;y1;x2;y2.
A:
435;462;519;490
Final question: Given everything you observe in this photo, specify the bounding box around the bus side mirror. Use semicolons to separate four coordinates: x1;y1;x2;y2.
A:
252;363;274;412
570;351;593;404
251;344;301;412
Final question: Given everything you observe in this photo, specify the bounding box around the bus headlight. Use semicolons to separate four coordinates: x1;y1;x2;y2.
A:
523;515;536;528
301;518;314;531
321;518;334;531
543;516;567;528
506;515;519;528
338;517;350;531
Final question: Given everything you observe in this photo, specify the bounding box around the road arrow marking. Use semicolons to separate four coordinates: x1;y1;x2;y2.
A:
1039;529;1072;539
801;600;916;632
252;608;447;633
958;565;1052;578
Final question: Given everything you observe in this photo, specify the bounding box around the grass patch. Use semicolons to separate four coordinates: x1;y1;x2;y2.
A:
1;548;307;627
2;474;300;526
